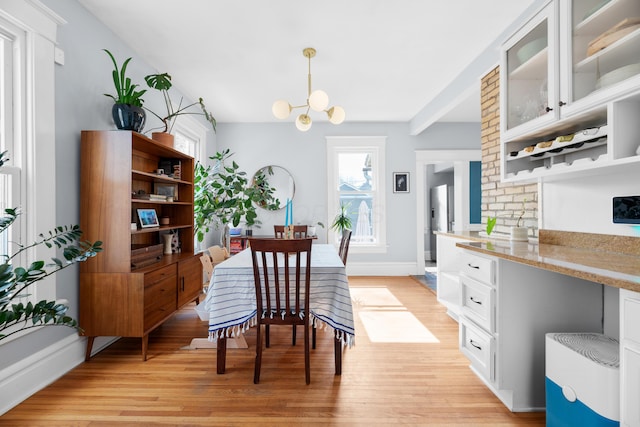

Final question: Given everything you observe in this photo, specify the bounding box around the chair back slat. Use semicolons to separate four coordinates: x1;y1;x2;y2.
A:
274;225;309;239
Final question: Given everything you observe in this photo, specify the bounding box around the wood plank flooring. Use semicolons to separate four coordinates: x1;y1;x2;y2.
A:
1;276;545;426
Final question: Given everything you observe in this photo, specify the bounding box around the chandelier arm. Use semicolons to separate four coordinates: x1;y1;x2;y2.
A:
290;104;308;110
307;53;313;98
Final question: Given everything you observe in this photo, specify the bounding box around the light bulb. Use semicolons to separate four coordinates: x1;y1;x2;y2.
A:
327;106;345;125
308;90;329;111
272;100;292;119
295;114;312;131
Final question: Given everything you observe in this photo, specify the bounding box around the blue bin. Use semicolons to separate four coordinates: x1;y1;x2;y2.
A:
545;333;619;427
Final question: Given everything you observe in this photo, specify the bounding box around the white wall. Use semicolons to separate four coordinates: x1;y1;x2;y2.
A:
540;166;640;237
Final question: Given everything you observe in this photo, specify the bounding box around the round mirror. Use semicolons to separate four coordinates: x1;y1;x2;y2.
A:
252;165;295;210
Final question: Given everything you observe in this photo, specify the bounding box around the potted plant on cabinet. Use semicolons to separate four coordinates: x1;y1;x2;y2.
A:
194;149;277;250
144;72;217;147
103;49;146;133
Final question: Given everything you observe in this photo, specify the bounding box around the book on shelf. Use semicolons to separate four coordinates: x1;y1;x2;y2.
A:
132;193;167;201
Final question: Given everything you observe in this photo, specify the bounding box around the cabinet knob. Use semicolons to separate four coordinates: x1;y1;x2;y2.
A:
545;107;553;112
468;263;480;270
558;101;566;107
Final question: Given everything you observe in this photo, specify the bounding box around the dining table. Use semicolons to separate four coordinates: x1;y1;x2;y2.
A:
202;243;355;375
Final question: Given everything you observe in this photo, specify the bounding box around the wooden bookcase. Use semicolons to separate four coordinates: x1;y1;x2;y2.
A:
79;130;202;361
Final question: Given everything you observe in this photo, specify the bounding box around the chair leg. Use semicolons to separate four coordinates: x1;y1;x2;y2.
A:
265;324;270;348
304;322;310;385
254;325;262;384
312;325;316;349
292;325;297;346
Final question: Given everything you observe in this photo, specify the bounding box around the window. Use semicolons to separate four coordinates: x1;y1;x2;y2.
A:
327;136;387;253
0;3;62;308
172;115;208;163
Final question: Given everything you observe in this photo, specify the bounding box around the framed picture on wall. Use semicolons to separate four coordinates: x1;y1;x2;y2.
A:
393;172;409;193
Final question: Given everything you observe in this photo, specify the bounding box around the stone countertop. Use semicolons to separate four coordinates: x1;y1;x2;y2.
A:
449;229;640;293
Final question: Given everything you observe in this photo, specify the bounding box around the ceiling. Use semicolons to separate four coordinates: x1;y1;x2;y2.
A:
78;0;535;126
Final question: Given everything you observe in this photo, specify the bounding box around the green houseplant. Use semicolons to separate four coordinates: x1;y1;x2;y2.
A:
0;207;102;341
331;202;353;233
103;49;146;132
194;149;278;246
144;72;217;139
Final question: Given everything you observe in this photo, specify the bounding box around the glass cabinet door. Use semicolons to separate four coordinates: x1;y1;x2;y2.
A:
569;0;640;105
502;4;557;136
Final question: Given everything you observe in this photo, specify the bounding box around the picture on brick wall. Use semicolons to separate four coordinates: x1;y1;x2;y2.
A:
393;172;409;193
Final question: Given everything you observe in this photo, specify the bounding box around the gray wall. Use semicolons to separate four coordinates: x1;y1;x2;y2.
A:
215;121;480;263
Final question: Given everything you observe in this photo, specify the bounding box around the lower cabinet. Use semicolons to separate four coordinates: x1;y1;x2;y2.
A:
621;289;640;426
80;254;202;361
458;249;604;411
435;234;471;320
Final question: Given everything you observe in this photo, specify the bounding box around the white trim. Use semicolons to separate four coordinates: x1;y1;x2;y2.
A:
326;136;387;253
0;334;84;415
415;150;481;275
346;261;417;276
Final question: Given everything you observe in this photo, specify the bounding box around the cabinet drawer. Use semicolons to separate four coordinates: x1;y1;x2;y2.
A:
461;252;495;285
144;297;175;331
145;264;176;287
622;289;640;345
460;317;495;382
461;275;495;333
144;276;176;310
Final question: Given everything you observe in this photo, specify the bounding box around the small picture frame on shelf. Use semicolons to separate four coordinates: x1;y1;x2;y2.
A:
154;183;178;201
137;208;160;228
393;172;410;193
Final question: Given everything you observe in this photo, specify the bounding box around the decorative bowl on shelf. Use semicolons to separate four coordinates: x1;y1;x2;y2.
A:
595;63;640;89
516;37;546;64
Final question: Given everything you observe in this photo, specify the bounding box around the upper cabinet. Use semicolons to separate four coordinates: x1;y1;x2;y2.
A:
501;2;558;137
500;0;640;182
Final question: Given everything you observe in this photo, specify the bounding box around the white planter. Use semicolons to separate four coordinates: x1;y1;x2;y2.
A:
510;226;529;241
308;226;316;237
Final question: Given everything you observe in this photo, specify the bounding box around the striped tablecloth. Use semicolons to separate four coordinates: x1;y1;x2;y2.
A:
203;244;355;347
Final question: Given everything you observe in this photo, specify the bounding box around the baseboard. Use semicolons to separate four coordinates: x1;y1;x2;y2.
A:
346;261;417;276
0;334;118;415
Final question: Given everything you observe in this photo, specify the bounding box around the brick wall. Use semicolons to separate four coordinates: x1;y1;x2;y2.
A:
480;67;538;236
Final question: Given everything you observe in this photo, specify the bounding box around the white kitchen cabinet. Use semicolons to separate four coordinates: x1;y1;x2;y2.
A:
435;234;471;320
620;289;640;426
500;0;640;182
458;249;604;411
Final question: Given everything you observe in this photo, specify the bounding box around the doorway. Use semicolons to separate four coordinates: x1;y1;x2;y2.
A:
414;150;481;277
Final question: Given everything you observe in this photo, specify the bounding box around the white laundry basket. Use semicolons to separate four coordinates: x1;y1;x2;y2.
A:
545;333;620;426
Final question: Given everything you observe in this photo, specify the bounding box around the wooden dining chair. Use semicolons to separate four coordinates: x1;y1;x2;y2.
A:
338;228;352;266
200;253;214;292
274;225;308;239
208;245;228;265
249;237;313;384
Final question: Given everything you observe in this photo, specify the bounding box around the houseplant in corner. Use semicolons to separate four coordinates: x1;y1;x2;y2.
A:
103;49;146;132
194;149;278;250
144;72;217;146
0;207;102;341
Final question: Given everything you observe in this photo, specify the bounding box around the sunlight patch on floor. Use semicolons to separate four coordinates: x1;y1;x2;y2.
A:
351;286;440;343
350;287;403;307
358;311;440;343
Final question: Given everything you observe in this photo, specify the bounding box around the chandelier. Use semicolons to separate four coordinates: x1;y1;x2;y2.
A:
272;47;345;131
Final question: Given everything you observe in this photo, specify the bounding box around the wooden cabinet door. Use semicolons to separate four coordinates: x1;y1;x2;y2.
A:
177;255;202;307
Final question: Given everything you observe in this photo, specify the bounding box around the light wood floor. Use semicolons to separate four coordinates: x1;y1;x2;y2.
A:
1;276;545;426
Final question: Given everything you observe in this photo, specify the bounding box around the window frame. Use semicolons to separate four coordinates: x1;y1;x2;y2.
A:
0;2;64;308
326;136;387;254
